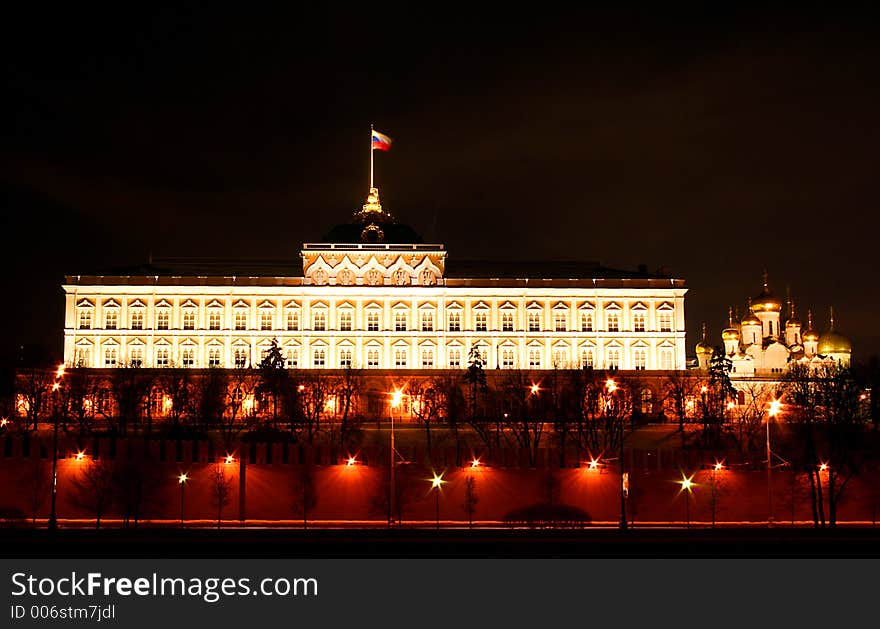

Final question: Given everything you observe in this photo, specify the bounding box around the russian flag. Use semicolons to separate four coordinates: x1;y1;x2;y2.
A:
371;129;393;151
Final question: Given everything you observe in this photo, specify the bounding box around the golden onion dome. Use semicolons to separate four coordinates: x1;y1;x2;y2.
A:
742;312;761;327
802;309;819;341
786;317;801;328
750;271;783;313
722;328;740;341
818;331;852;355
695;341;714;355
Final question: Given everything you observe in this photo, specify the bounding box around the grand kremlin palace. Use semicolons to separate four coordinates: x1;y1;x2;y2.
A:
62;187;688;376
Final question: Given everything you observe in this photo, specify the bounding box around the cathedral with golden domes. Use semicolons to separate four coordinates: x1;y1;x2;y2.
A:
696;272;852;378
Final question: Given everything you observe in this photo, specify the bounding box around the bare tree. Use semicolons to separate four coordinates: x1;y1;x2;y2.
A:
662;370;698;449
111;450;162;528
15;367;53;431
291;462;318;529
334;366;363;451
21;455;50;525
71;458;115;529
210;464;232;529
108;363;149;435
462;475;478;529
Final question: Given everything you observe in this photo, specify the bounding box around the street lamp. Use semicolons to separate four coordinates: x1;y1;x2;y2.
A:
430;472;445;529
389;388;403;526
711;461;724;528
48;363;66;531
605;378;627;530
178;473;188;527
679;474;694;528
766;399;781;525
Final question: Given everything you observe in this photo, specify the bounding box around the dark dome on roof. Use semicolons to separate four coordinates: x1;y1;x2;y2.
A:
322;219;423;244
319;187;423;244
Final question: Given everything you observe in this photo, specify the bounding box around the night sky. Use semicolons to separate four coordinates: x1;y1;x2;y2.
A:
3;8;879;364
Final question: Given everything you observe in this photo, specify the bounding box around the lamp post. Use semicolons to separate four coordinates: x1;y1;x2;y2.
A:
178;473;188;527
430;473;445;529
680;474;694;528
48;363;65;531
767;399;781;525
390;388;403;527
605;378;627;530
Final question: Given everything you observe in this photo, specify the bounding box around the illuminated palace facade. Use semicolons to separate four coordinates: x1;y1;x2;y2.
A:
62;188;687;373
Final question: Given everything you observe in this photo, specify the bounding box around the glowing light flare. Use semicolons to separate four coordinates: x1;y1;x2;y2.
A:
178;473;188;484
391;388;404;409
0;417;8;428
860;393;868;401
726;401;735;411
530;383;540;396
75;450;86;461
298;384;305;392
768;399;782;418
430;473;445;489
819;462;828;472
587;457;600;471
225;454;235;465
679;474;694;492
470;458;481;469
56;364;66;379
700;385;709;394
346;456;357;466
714;461;725;472
605;379;617;393
51;382;60;392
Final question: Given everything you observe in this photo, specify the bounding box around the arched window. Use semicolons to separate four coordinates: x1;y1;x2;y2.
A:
421;348;434;368
339;348;352;368
208;347;222;367
234;347;249;368
633;348;646;370
313;347;326;367
606;348;620;369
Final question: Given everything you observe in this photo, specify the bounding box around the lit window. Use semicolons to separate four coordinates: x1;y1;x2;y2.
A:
313;311;326;331
234;347;248;368
502;312;514;332
448;312;461;332
581;349;594;368
580;312;593;332
394;312;407;332
606;312;619;332
448;348;462;368
285;348;298;368
104;310;117;330
553;349;567;368
421;348;434;368
183;311;196;330
502;349;515;368
286;310;299;331
421;311;434;332
339;311;353;331
529;349;541;368
660;348;674;370
234;311;247;331
633;348;646;370
78;309;92;329
75;348;91;367
633;312;646;332
554;312;567;332
208;348;222;367
156;348;170;367
339;348;353;368
367;311;380;331
131;310;144;330
607;348;621;369
182;347;195;367
659;311;673;332
209;311;221;330
367;349;379;368
129;347;143;367
260;312;273;331
104;347;117;367
475;311;488;332
528;312;541;332
394;348;407;367
313;348;325;367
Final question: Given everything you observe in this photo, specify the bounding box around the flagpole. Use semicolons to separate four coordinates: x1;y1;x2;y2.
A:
370;124;374;188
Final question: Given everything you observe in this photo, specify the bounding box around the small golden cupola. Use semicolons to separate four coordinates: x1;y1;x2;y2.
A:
750;270;782;339
818;307;853;360
722;307;741;356
695;323;714;370
784;299;802;346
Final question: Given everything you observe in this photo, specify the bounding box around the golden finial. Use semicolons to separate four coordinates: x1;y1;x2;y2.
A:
829;306;835;330
701;322;708;341
362;187;383;214
808;309;814;329
762;269;769;291
728;306;734;327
